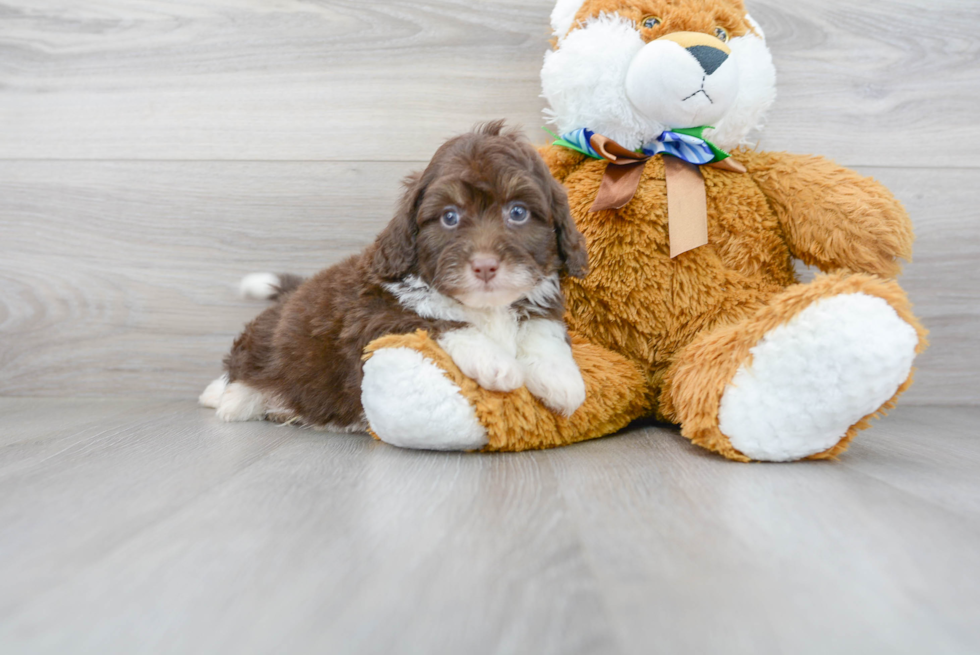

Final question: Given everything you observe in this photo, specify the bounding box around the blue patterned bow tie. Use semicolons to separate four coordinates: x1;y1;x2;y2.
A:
553;126;730;166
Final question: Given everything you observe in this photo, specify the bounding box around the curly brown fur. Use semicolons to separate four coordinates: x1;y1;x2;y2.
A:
208;121;588;429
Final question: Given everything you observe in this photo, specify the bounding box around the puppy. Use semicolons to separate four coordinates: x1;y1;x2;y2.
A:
200;121;589;432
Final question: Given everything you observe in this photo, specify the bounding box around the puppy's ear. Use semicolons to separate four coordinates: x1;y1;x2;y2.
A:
372;172;424;280
550;177;589;278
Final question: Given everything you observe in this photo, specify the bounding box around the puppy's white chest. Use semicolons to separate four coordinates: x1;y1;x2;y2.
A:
464;307;521;357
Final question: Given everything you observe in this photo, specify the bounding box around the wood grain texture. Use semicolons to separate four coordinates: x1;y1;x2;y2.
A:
0;400;977;654
853;166;980;405
0;398;618;655
0;1;977;166
1;161;976;402
0;0;977;401
0;160;416;397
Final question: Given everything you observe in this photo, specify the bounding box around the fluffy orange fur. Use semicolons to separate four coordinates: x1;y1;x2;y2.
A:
562;0;755;42
363;144;926;458
361;0;927;459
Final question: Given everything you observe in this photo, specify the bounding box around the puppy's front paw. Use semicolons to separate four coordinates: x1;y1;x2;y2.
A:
518;319;586;416
438;327;525;392
524;362;586;417
454;349;525;392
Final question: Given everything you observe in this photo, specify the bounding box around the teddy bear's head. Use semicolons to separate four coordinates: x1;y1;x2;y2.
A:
541;0;776;152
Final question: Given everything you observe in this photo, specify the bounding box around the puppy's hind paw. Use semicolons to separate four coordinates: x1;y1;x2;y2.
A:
215;382;267;422
199;374;229;408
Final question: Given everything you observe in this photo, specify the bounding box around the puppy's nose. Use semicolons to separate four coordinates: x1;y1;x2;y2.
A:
471;256;500;283
687;45;728;75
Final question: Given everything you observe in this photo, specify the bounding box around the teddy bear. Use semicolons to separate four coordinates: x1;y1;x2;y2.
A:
358;0;928;462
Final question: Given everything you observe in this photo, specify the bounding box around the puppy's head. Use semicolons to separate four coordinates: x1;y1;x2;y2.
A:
372;121;588;309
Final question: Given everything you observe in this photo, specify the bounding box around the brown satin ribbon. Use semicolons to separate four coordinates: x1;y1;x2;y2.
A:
664;157;708;259
588;134;651;212
586;133;745;258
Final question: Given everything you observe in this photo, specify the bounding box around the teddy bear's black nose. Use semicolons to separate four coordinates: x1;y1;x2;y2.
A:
687;45;728;75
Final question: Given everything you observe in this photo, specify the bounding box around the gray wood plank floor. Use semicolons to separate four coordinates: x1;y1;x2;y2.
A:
0;400;977;654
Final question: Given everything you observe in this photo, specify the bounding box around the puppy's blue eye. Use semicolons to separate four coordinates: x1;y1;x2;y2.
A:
440;209;460;228
641;16;662;29
507;203;529;224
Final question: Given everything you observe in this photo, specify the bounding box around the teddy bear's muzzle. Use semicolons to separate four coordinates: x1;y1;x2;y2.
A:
625;31;739;130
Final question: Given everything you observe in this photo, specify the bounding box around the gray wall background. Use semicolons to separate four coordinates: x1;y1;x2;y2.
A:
1;0;977;404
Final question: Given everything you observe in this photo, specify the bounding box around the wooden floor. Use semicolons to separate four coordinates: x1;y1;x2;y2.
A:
0;400;977;654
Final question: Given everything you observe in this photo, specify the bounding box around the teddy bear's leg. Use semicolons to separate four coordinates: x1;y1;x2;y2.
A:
360;330;650;452
662;272;928;462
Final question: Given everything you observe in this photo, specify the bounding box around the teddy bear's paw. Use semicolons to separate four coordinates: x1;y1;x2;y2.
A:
718;293;919;462
361;347;488;451
438;328;525;392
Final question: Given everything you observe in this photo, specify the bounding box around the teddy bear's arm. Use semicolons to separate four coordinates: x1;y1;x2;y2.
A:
740;150;914;278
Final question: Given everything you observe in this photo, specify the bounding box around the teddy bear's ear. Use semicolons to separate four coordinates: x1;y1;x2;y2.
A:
549;176;589;278
371;172;424;281
550;0;587;39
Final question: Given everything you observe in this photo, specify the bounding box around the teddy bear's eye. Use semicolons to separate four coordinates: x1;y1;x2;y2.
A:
641;16;662;29
714;26;729;42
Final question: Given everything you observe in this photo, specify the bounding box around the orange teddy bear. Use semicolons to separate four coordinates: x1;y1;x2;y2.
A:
360;0;927;462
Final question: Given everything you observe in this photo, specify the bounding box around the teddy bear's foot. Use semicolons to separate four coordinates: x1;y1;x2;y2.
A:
718;292;918;461
361;346;489;451
664;273;928;462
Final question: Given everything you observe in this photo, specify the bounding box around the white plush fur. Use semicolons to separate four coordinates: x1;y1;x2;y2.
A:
518;319;586;416
239;272;281;300
550;0;587;38
541;11;777;152
361;347;489;451
704;29;777;152
215;381;268;422
718;293;919;462
198;374;229;408
542;13;649;150
625;38;740;130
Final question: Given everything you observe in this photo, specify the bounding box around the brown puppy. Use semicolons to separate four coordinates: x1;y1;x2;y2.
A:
200;121;589;432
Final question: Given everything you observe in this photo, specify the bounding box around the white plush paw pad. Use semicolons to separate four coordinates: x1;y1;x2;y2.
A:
718;293;918;462
199;374;229;408
215;381;268;422
361;348;488;451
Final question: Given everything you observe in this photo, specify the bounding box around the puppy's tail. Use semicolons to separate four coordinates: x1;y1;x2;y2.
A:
239;272;304;301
